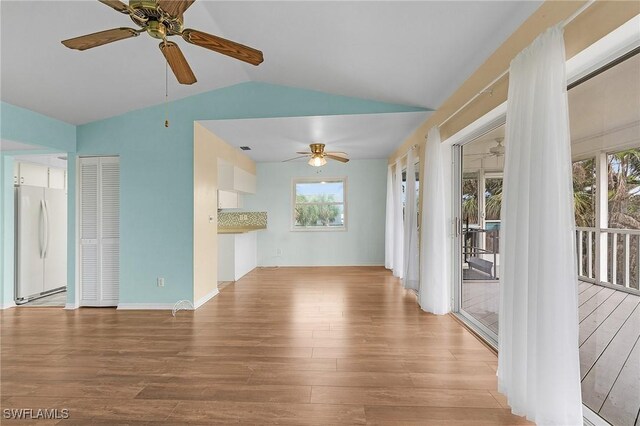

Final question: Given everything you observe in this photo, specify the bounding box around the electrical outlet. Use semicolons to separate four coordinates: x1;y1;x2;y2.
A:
276;248;283;256
157;277;165;287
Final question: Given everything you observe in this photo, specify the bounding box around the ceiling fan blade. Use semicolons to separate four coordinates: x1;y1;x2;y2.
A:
325;154;349;163
158;0;195;17
282;155;309;163
182;28;264;65
296;151;312;155
159;41;197;85
326;151;348;157
98;0;129;13
62;28;139;51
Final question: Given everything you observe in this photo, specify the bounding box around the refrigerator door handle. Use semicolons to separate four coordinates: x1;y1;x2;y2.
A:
42;200;50;259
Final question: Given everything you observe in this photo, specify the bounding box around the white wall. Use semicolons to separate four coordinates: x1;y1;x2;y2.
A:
243;159;387;266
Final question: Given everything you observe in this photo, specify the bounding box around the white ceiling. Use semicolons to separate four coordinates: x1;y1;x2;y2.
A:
1;1;542;125
200;111;429;161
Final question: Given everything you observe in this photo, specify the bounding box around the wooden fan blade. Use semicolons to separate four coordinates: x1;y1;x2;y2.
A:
326;151;348;157
296;151;312;155
325;154;349;163
159;41;197;85
158;0;195;17
182;29;264;65
283;155;309;163
98;0;129;13
62;28;139;51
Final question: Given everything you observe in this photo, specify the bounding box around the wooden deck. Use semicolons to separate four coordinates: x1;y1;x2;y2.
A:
462;279;640;426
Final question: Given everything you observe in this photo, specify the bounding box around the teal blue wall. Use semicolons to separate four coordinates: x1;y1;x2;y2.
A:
2;82;422;307
0;102;76;308
1;102;76;152
78;82;422;304
243;160;387;266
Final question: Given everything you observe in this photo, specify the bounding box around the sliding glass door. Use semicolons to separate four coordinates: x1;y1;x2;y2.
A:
454;124;505;345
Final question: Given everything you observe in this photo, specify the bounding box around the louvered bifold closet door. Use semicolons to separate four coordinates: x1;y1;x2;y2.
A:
79;157;120;306
80;158;100;305
100;158;120;304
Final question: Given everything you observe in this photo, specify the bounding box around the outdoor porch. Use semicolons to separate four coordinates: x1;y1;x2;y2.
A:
461;279;640;426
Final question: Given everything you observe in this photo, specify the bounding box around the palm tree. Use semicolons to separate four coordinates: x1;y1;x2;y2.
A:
608;149;640;229
462;178;478;224
573;158;596;227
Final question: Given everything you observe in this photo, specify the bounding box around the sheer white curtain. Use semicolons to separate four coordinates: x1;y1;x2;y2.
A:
385;165;394;270
498;26;582;425
403;148;419;291
418;127;450;314
392;161;404;278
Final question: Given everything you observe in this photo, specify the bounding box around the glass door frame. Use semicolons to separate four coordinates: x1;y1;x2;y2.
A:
451;114;506;349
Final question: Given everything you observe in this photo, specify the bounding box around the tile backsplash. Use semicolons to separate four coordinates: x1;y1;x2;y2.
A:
218;211;267;228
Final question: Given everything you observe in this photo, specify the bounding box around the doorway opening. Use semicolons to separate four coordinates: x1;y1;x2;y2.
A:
13;153;69;308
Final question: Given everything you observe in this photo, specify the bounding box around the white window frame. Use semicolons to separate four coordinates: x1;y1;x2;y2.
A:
291;177;348;232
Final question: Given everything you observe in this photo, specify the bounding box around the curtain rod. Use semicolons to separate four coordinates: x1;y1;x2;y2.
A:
438;0;595;129
396;144;418;163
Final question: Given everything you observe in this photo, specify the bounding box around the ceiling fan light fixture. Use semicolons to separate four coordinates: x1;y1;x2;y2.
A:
308;156;327;167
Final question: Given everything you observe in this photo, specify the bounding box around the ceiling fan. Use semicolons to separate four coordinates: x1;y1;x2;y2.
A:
466;137;505;159
284;143;350;167
61;0;264;85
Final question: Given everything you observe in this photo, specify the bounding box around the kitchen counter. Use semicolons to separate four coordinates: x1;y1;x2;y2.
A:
217;226;266;234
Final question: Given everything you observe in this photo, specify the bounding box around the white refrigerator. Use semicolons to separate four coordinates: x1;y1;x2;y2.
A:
15;185;67;302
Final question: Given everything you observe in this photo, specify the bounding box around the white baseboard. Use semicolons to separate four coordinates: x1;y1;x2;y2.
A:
117;303;175;310
194;288;219;309
64;303;79;310
0;301;16;310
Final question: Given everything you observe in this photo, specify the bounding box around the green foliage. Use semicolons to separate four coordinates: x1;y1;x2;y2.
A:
608;148;640;229
462;178;478;224
484;178;502;221
461;177;502;223
295;194;342;227
573;158;596;227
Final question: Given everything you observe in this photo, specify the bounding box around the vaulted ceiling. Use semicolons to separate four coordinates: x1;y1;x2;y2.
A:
0;1;542;125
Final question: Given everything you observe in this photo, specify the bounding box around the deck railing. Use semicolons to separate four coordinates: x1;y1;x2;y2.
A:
576;226;640;295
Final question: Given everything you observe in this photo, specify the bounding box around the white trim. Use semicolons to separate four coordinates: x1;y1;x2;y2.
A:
443;102;507;147
194;287;219;309
64;303;78;310
73;155;80;309
1;301;16;310
582;404;612;426
117;303;175;310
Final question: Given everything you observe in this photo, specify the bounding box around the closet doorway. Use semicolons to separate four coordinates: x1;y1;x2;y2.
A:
78;156;120;307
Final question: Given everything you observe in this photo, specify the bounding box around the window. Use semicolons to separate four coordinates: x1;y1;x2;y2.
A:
401;165;420;225
292;178;346;230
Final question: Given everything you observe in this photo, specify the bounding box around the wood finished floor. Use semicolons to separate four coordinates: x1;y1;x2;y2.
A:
0;267;530;425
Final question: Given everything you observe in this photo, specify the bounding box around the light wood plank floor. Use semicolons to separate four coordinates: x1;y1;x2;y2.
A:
462;279;640;426
1;267;530;425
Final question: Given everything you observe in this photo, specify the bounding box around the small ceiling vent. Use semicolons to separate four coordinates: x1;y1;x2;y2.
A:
240;146;252;151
